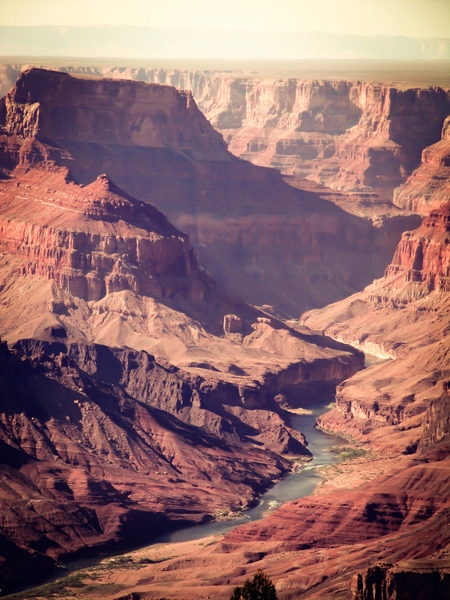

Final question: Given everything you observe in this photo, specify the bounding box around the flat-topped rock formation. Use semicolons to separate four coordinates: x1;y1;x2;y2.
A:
0;68;420;316
1;67;229;161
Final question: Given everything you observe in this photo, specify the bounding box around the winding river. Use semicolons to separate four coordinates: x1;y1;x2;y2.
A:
7;401;345;596
155;401;344;543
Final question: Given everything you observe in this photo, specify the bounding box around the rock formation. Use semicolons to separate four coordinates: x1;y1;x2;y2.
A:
0;338;292;589
127;69;450;204
0;67;420;316
300;200;450;454
0;166;206;304
0;68;372;591
394;115;450;215
1;65;449;598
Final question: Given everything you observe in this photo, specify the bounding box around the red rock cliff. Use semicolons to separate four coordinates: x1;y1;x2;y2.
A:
1;67;229;160
394;115;450;215
0;166;205;303
132;69;450;202
385;200;450;297
0;67;418;316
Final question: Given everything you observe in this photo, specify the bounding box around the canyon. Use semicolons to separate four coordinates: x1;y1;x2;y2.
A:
0;62;449;600
0;65;423;316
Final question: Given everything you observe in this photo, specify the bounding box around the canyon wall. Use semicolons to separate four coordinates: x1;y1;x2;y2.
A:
126;68;450;203
0;167;207;305
301;200;450;454
0;68;420;317
0;338;293;589
2;65;449;209
394;115;450;215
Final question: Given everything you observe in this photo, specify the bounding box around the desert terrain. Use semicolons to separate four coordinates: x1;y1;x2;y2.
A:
0;59;449;599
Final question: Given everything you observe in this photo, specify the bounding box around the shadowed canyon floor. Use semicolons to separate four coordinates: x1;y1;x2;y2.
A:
0;63;450;599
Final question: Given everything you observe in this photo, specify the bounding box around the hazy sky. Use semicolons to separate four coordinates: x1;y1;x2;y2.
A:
1;0;450;37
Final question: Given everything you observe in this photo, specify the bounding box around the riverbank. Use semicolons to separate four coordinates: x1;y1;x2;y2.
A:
2;401;347;599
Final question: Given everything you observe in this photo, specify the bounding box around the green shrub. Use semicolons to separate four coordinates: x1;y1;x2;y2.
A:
230;569;278;600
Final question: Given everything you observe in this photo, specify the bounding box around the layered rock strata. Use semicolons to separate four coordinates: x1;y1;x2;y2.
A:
129;69;450;203
301;201;450;454
2;65;449;208
0;68;420;316
394;115;450;215
0;166;207;304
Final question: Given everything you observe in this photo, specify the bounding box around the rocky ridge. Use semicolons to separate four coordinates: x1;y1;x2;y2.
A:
393;115;450;215
0;67;421;316
300;201;450;454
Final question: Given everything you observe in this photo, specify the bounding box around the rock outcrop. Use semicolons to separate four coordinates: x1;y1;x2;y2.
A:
394;115;450;215
0;166;206;304
0;68;419;316
352;560;450;599
301;201;450;454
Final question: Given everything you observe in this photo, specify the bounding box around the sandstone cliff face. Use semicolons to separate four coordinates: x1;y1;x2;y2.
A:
0;68;417;316
301;201;450;454
352;560;450;600
0;167;206;304
394;115;450;215
1;67;229;161
3;65;449;210
130;69;450;202
385;200;450;296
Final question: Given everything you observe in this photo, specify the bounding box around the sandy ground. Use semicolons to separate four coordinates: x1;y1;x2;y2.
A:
314;454;410;495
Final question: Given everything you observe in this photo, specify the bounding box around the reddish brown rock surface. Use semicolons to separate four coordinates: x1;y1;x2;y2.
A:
394;115;450;215
132;70;450;204
0;166;206;304
1;65;448;599
301;201;450;454
0;339;292;589
40;403;450;599
0;68;419;316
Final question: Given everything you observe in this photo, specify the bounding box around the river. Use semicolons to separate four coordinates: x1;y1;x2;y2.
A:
154;401;344;543
5;401;345;596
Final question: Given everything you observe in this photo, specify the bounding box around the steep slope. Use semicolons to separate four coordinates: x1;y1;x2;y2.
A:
127;69;450;204
0;161;363;383
301;201;450;454
394;115;450;215
0;68;419;316
0;338;294;590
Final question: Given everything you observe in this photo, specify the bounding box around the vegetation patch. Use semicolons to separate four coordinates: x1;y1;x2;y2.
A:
1;572;126;599
328;445;370;462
